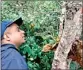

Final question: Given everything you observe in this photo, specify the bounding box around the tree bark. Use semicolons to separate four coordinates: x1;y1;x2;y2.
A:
51;1;82;70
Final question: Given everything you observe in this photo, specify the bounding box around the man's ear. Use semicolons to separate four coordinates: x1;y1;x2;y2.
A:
3;33;11;41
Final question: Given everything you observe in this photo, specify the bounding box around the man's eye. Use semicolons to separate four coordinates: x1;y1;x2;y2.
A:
17;29;20;32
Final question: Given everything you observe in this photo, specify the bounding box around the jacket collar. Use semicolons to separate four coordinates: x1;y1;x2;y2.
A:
1;44;18;51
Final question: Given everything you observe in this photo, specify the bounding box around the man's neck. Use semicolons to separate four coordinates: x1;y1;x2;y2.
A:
1;40;19;49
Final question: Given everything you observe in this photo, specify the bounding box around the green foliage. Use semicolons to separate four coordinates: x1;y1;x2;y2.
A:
78;67;83;70
20;35;54;70
70;61;80;70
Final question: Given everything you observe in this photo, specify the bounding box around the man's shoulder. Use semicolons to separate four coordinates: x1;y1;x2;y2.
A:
1;44;28;70
1;44;22;60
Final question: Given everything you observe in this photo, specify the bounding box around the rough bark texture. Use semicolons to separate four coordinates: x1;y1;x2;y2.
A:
51;1;82;70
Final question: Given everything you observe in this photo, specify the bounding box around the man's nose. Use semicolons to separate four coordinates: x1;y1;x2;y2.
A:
21;30;25;34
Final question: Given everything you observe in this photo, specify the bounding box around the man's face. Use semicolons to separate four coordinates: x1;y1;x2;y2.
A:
6;23;25;46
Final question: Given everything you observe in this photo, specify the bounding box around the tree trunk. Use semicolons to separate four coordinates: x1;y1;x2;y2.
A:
51;1;82;70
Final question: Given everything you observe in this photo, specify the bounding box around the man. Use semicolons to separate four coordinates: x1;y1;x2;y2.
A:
1;17;29;70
